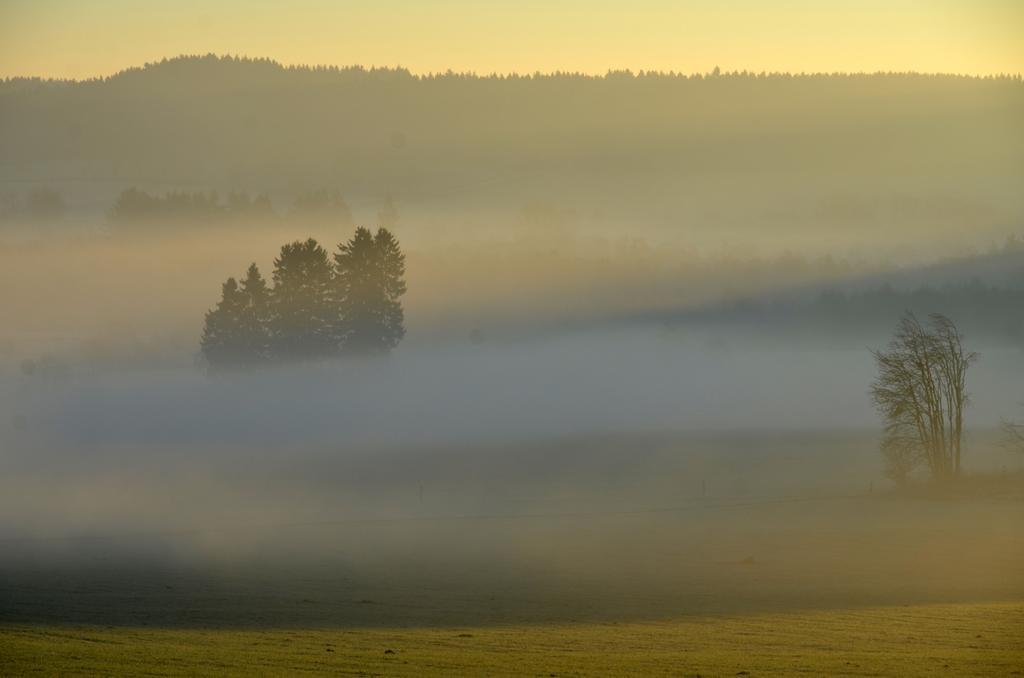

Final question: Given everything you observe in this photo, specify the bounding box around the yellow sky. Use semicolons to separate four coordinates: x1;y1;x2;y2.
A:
1;0;1022;79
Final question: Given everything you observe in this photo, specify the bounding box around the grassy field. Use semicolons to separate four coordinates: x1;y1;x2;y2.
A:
2;602;1022;676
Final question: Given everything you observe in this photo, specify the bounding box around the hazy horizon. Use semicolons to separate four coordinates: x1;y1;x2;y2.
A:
6;56;1024;84
2;1;1022;80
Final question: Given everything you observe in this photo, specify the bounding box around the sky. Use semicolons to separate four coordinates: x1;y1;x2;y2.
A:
0;0;1022;79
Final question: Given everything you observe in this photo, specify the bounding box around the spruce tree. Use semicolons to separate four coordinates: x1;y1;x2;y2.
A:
269;238;338;360
373;228;407;349
238;263;271;362
334;227;379;353
334;227;406;353
200;266;273;370
200;277;248;369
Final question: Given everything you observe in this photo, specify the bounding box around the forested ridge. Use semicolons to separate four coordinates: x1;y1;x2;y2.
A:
2;54;1020;190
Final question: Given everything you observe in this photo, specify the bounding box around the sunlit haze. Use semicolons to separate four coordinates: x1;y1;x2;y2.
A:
2;0;1023;79
1;1;1023;675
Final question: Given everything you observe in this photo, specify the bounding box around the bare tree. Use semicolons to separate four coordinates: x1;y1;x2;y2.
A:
870;313;977;483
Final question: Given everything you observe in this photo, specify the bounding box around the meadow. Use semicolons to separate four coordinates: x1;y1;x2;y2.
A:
3;602;1022;677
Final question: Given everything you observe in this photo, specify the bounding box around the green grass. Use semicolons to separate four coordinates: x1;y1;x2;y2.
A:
2;602;1021;677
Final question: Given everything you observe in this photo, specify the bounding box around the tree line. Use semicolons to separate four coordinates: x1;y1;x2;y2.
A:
657;273;1024;345
11;53;1024;87
0;187;66;221
110;187;361;225
111;187;273;222
200;227;405;368
6;54;1018;194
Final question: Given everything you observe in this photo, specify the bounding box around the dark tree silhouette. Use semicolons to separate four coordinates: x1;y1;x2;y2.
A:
374;228;407;349
200;277;249;369
111;187;274;224
269;238;338;360
199;228;407;369
200;264;272;369
334;227;406;353
870;312;977;484
238;263;271;360
110;188;157;221
334;227;377;353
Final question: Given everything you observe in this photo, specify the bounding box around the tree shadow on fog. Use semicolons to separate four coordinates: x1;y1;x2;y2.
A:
2;432;1021;630
3;496;1022;630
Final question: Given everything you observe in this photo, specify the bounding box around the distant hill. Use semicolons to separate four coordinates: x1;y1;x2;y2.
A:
1;55;1022;250
611;246;1024;345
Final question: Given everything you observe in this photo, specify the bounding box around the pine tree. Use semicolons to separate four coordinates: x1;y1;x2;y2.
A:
334;227;406;353
269;238;338;360
200;277;248;369
200;265;273;370
334;227;380;353
238;263;271;362
374;227;407;349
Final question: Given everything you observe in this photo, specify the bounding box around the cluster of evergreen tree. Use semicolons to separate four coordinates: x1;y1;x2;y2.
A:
200;227;406;369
